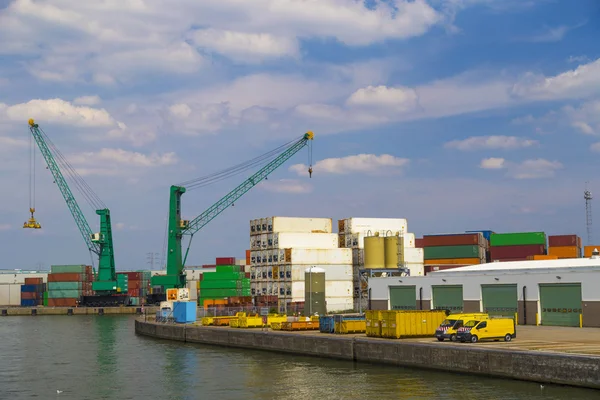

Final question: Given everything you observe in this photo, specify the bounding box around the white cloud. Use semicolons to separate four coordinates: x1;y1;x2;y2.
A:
3;98;115;127
70;148;178;169
259;179;312;194
480;157;563;179
346;85;418;112
74;95;101;106
0;137;29;150
590;143;600;153
190;29;299;62
511;58;600;100
445;135;538;151
563;100;600;136
290;154;409;176
527;25;576;43
480;157;505;169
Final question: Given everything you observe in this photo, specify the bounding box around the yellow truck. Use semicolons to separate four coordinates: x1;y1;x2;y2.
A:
434;313;489;342
456;318;516;343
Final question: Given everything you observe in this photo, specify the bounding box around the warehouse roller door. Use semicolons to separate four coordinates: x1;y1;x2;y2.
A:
482;284;518;318
432;285;463;313
540;284;582;327
389;286;416;310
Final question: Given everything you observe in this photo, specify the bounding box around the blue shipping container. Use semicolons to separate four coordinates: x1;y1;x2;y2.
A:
20;299;38;307
466;230;495;243
21;284;41;293
319;316;334;333
173;301;197;324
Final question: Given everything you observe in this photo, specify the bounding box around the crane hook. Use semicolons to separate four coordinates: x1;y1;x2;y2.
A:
308;167;312;178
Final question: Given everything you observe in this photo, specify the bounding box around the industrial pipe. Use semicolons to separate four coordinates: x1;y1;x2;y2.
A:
522;286;527;325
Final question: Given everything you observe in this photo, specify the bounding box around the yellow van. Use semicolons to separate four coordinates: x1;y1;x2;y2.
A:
456;318;516;343
435;313;489;342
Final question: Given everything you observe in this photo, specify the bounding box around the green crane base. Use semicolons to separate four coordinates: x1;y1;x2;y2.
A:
151;274;185;289
92;281;118;292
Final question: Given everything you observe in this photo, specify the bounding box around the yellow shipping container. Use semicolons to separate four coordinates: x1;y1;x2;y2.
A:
271;322;283;330
424;258;481;266
334;320;367;334
366;310;382;337
229;318;240;328
238;315;263;328
380;310;447;339
548;246;580;259
201;316;214;326
584;246;600;257
527;255;559;260
267;314;287;326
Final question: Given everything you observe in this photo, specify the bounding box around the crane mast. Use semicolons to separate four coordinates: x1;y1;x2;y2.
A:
25;120;120;301
151;131;314;291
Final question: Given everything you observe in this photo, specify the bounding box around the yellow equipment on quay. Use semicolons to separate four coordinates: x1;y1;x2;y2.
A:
367;310;447;339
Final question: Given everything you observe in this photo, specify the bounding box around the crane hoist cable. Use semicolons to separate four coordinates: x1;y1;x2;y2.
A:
23;129;41;229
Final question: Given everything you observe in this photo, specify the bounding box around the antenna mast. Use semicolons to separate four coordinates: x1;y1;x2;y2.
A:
585;182;593;245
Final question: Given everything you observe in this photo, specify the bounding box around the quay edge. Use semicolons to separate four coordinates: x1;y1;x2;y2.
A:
135;319;600;390
1;306;159;316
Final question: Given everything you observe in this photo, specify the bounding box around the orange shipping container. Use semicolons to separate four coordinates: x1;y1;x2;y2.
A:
246;250;251;266
548;246;580;259
526;255;559;260
424;257;481;266
583;246;600;257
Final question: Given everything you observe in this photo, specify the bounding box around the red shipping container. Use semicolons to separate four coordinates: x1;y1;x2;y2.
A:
216;257;236;265
415;238;424;248
48;298;78;307
128;288;140;297
48;273;85;282
245;272;250;279
21;292;40;300
128;280;140;290
202;264;216;269
116;272;143;281
548;235;580;248
490;244;545;260
422;233;484;247
24;277;43;285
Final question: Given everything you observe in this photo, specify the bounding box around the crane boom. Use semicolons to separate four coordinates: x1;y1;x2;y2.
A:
26;120;120;299
151;131;314;290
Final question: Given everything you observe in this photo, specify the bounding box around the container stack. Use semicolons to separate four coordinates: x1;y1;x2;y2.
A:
249;216;353;313
583;245;600;258
47;265;93;307
547;235;582;259
199;258;250;308
422;233;488;274
489;232;547;262
20;278;46;307
116;271;150;305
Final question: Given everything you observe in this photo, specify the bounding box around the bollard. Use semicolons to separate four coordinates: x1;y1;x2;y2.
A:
67;308;73;315
31;309;37;316
580;314;583;328
1;309;7;316
98;308;104;316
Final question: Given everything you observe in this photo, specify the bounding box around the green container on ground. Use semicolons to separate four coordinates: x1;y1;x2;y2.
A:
48;289;82;299
199;280;242;289
202;272;244;281
130;297;140;306
215;265;241;273
200;288;242;298
424;245;481;260
490;232;547;247
50;265;88;274
43;292;48;306
48;282;84;291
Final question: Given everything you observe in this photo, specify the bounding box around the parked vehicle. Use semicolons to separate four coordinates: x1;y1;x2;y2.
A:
435;313;489;341
456;318;516;343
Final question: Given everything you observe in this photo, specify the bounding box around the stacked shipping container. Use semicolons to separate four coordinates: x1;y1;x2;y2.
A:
20;278;46;306
47;265;93;307
421;232;488;274
199;259;251;308
489;232;547;261
116;271;150;305
249;216;354;313
547;235;582;259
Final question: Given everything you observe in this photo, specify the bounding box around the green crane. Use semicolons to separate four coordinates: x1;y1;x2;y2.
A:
150;131;314;293
25;119;125;306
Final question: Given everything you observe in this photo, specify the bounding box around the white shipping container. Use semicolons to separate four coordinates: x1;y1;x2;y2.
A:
0;285;9;306
401;247;424;264
327;297;355;313
270;216;332;234
0;272;48;285
261;233;268;249
285;248;352;265
290;280;353;300
344;217;408;235
274;233;338;250
352;249;364;265
187;281;198;300
291;264;353;281
405;262;424;277
401;233;415;248
9;284;21;306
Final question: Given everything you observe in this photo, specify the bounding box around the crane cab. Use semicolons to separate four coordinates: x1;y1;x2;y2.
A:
179;220;190;229
90;233;105;242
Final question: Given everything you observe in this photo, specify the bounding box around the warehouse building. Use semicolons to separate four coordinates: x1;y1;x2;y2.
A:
368;255;600;327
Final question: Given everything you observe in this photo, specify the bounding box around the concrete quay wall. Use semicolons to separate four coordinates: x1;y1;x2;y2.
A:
135;320;600;390
1;306;158;316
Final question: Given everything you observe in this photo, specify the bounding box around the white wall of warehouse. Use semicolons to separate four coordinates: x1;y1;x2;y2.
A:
369;267;600;306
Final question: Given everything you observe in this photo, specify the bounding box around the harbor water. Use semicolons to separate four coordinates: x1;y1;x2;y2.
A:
0;315;597;399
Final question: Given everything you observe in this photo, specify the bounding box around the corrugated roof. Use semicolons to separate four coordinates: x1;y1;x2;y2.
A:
429;257;600;274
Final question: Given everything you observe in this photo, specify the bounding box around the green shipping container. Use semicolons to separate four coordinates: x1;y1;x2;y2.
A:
241;289;251;297
130;297;140;306
200;288;242;298
50;265;88;274
424;245;482;260
48;282;84;291
43;291;48;306
48;290;82;299
202;272;244;281
215;265;241;273
490;232;546;247
200;280;242;289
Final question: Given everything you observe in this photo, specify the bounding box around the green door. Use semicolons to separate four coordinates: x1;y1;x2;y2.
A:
389;286;416;310
432;285;463;313
540;284;582;327
482;284;518;318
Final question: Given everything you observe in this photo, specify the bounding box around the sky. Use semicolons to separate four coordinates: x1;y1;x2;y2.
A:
1;0;600;271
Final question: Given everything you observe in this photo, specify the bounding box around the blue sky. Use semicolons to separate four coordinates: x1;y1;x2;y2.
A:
1;0;600;270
